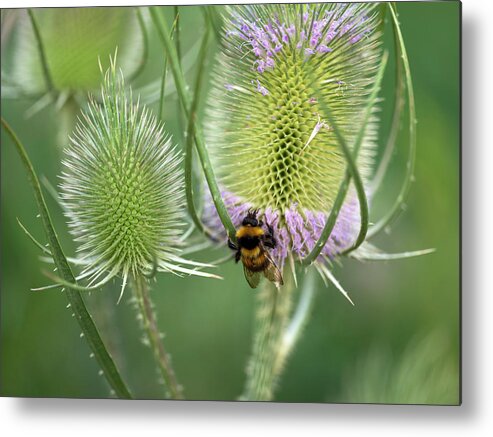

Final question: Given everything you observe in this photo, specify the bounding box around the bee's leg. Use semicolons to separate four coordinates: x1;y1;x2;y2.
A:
235;250;241;263
263;222;277;249
227;238;238;251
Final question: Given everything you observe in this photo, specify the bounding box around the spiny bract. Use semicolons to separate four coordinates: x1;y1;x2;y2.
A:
204;3;383;269
60;62;212;294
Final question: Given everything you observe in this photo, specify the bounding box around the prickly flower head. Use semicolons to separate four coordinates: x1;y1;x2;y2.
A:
204;3;383;270
60;63;212;293
8;8;143;95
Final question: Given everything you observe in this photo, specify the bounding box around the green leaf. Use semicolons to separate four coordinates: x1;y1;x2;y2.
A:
1;117;132;399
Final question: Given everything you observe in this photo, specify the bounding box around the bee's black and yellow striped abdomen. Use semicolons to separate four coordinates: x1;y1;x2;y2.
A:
236;225;270;272
241;246;270;272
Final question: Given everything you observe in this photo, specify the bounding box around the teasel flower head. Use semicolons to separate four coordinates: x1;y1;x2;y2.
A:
5;8;144;97
60;60;216;297
203;3;383;279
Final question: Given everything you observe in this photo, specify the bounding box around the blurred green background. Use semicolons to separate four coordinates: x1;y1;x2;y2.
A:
0;2;460;404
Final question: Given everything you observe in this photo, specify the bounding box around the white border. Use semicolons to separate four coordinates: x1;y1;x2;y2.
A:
2;0;492;436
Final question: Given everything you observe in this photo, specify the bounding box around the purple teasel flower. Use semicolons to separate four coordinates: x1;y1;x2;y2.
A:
206;3;386;290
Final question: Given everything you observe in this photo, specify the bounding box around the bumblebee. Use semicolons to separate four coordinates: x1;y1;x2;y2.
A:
228;209;284;289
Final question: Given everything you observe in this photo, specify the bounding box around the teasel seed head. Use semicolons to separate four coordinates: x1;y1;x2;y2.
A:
60;60;215;295
8;8;144;96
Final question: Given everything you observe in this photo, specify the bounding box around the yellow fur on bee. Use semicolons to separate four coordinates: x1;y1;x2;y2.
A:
236;225;264;238
242;250;267;271
241;246;261;258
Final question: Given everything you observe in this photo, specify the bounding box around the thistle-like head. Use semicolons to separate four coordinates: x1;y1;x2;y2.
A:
204;3;383;269
60;60;214;295
8;8;143;95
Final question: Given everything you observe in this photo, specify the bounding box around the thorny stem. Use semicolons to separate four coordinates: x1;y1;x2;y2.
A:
242;272;295;401
132;275;183;400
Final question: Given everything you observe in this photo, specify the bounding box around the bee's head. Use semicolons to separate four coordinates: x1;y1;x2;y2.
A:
242;208;260;227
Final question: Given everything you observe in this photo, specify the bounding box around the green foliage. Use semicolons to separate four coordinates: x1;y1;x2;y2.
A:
342;331;459;405
11;8;144;94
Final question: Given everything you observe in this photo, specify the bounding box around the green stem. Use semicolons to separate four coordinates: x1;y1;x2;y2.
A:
329;111;370;255
132;275;183;400
27;9;55;96
275;270;317;375
173;6;186;144
1;117;132;399
184;27;215;238
156;11;180;122
174;6;181;63
368;3;416;237
158;56;168;121
302;51;388;265
242;273;295;401
150;7;237;241
370;9;405;194
205;6;222;42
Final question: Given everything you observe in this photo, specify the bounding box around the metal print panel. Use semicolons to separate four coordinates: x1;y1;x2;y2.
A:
0;2;460;404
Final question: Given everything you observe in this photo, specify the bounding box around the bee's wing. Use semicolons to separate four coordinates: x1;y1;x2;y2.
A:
243;264;261;289
263;252;284;287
